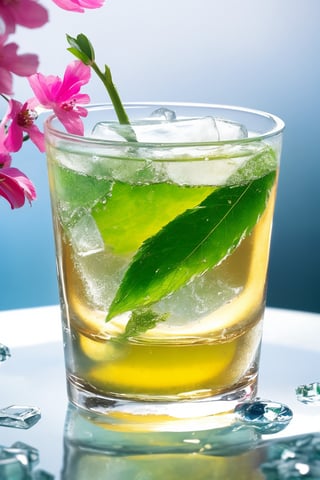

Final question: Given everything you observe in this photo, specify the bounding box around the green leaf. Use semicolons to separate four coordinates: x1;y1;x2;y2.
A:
118;309;169;340
66;33;95;65
67;47;88;64
107;171;276;320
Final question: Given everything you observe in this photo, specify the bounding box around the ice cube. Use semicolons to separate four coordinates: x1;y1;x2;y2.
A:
0;450;26;479
215;118;248;140
164;155;248;186
74;249;129;310
0;405;41;429
91;122;137;142
0;442;53;479
0;343;10;362
137;117;219;143
90;114;249;186
296;381;320;405
150;107;176;121
3;441;39;470
260;433;320;480
235;399;293;434
91;116;247;143
69;211;105;257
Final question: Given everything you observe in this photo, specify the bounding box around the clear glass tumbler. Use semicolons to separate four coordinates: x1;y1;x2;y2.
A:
44;102;284;430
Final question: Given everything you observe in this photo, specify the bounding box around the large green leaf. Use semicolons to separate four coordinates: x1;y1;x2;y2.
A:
107;171;276;320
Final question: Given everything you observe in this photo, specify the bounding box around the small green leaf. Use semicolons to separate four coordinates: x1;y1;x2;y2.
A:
118;309;169;340
107;171;276;320
103;64;112;83
66;33;95;65
66;47;89;64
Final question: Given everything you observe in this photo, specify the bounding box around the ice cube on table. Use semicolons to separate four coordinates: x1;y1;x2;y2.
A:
91;115;247;143
0;449;26;479
0;343;10;362
3;441;39;470
296;381;320;405
0;442;54;479
68;211;104;257
0;405;41;429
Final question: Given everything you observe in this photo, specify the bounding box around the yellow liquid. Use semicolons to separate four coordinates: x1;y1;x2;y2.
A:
74;320;261;397
59;181;276;400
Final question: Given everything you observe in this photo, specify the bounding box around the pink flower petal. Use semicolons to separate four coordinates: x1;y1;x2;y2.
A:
0;66;13;95
1;43;39;77
29;61;91;136
78;0;104;6
28;73;60;107
51;0;104;12
0;167;36;209
57;60;91;102
50;0;85;12
0;153;12;169
2;99;45;153
11;168;37;202
55;109;85;135
0;0;48;32
28;125;45;152
4;121;24;152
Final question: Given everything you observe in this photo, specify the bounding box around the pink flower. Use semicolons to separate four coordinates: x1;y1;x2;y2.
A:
0;129;36;209
0;165;37;208
0;34;39;95
29;60;91;135
51;0;104;13
0;143;11;169
1;99;45;152
0;0;48;34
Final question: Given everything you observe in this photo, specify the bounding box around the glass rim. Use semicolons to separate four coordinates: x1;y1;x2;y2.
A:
44;101;285;148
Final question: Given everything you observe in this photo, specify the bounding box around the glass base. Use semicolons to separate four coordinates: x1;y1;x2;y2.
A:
63;401;262;461
67;375;258;433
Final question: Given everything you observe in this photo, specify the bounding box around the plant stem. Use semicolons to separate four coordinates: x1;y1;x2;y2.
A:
91;63;130;125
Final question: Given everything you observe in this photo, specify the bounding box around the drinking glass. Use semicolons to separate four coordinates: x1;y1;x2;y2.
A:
44;102;284;430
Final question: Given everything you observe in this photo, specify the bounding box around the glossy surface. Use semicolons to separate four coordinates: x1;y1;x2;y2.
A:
0;306;319;477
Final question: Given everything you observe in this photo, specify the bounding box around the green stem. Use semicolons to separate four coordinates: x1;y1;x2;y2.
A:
91;63;130;125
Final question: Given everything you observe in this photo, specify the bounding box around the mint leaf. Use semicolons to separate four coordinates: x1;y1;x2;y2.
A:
118;309;168;340
107;171;276;320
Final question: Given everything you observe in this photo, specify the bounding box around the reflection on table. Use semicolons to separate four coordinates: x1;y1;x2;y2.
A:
0;305;319;478
62;403;265;480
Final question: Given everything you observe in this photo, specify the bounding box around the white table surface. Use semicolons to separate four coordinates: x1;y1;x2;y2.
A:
0;305;320;477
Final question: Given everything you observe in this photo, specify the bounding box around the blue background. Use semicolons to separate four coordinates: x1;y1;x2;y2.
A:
1;0;319;312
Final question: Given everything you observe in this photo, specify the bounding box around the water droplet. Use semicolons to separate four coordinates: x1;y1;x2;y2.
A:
0;405;41;429
234;399;293;434
0;343;11;362
296;382;320;405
